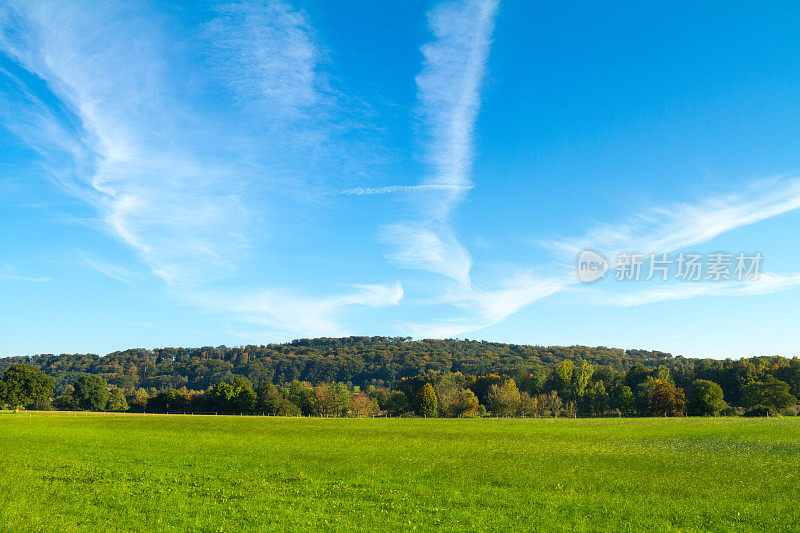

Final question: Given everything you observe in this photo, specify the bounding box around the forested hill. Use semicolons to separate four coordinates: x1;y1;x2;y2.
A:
0;336;791;395
2;337;675;393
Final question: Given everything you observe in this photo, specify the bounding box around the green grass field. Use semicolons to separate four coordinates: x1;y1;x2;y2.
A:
1;414;798;531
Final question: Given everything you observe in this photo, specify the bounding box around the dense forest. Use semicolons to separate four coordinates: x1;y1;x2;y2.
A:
1;337;798;417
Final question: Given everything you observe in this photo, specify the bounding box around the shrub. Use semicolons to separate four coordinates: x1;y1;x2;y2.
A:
743;405;778;417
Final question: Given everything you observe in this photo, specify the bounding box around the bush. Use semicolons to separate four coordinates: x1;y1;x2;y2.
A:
780;405;799;417
275;398;301;417
720;406;741;417
743;405;778;417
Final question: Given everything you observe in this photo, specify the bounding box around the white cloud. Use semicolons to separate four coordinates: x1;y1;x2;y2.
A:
342;184;473;196
203;1;319;111
403;271;569;338
0;264;51;283
190;282;404;336
380;222;473;286
0;0;403;334
404;176;800;338
1;1;268;285
76;250;139;286
547;177;800;308
5;0;798;342
590;273;800;307
380;0;498;287
547;175;800;261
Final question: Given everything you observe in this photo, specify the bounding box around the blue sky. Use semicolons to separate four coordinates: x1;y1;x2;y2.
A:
1;0;799;358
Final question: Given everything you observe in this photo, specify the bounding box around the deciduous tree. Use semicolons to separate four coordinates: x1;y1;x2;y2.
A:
1;365;53;412
688;380;726;416
72;374;110;411
417;383;438;418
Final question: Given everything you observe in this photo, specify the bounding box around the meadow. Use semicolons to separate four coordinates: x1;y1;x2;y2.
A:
0;414;798;531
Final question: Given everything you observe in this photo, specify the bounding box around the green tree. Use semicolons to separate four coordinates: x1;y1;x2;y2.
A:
207;382;236;412
518;392;538;417
487;379;521;417
587;380;609;416
127;388;150;412
1;365;53;411
417;383;438;418
385;390;409;417
688;380;727;416
528;370;547;395
573;359;594;400
72;375;110;411
106;387;129;412
451;389;481;417
148;388;189;412
742;376;796;411
545;390;563;417
619;386;636;416
53;389;79;411
552;360;574;400
286;380;315;415
229;376;257;413
433;372;469;417
256;383;283;415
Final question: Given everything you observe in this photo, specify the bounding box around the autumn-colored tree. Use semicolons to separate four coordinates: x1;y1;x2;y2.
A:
350;391;378;417
650;380;685;417
256;383;283;415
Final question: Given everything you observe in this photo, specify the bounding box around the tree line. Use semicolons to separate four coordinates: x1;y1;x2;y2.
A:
1;337;797;417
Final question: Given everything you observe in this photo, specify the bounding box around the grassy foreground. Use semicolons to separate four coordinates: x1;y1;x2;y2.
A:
0;414;798;531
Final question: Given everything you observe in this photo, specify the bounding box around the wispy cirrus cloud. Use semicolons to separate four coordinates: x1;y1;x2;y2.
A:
380;222;473;286
380;0;499;287
0;0;402;332
0;264;51;283
189;282;404;336
546;175;800;261
1;0;256;285
76;250;139;287
405;174;800;338
405;271;568;338
341;184;473;196
203;1;320;111
376;0;569;337
377;0;569;337
588;273;800;307
545;176;800;307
